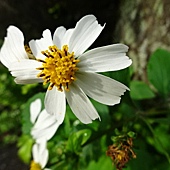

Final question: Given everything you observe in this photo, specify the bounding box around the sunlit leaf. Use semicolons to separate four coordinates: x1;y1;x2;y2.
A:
17;135;34;163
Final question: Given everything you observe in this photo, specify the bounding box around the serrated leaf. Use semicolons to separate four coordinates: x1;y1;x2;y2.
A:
147;49;170;97
130;81;155;100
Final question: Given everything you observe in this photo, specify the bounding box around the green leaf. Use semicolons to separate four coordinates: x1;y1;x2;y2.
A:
91;99;109;115
147;49;170;97
127;131;136;138
104;67;131;86
130;81;155;100
17;135;34;163
90;99;110;131
86;155;113;170
66;129;92;154
147;124;170;162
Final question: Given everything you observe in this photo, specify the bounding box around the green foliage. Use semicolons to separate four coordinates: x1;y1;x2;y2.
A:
17;135;34;163
0;65;41;145
1;48;170;170
130;81;155;100
66;129;92;154
0;67;24;145
147;49;170;97
87;155;113;170
146;123;170;163
105;67;131;86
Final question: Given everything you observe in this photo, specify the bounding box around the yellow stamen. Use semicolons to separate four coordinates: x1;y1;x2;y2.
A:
37;45;80;91
30;161;42;170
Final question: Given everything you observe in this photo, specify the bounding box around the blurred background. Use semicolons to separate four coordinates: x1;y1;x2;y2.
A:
0;0;170;170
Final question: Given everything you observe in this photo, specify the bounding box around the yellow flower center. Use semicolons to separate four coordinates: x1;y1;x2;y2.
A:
117;150;126;161
37;45;80;91
30;161;42;170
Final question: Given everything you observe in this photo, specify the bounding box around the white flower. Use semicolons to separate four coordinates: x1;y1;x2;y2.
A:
0;15;132;124
31;140;50;170
0;26;29;68
0;25;42;84
30;98;61;143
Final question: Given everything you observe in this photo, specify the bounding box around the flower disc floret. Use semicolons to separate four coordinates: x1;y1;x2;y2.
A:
37;45;80;91
30;161;42;170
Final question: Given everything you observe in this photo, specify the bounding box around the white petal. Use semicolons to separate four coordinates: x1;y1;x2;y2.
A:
32;123;58;143
9;59;41;73
40;147;48;169
61;28;74;47
65;83;100;124
78;44;132;72
53;26;66;49
30;99;42;124
38;141;48;169
45;87;66;123
0;26;28;68
32;141;48;168
14;76;43;84
68;15;104;56
9;59;43;84
76;72;129;106
29;29;53;60
31;109;60;142
32;143;39;163
32;110;54;129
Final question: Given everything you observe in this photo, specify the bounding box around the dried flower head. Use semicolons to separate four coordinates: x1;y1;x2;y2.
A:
106;138;136;170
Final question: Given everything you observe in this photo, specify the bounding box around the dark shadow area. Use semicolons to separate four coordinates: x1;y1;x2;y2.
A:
0;144;29;170
0;0;121;45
